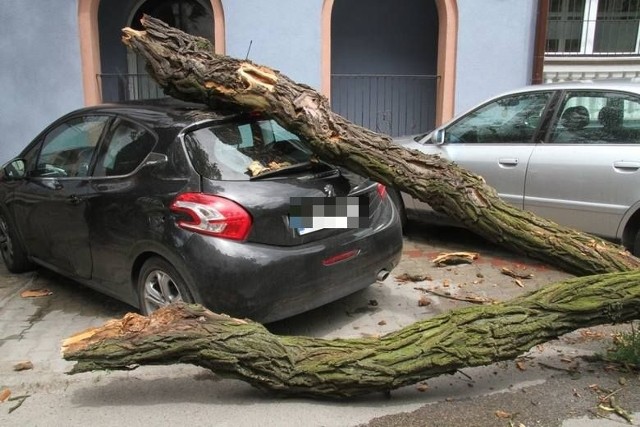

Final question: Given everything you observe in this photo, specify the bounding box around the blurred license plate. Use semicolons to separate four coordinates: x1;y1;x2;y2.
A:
289;196;369;235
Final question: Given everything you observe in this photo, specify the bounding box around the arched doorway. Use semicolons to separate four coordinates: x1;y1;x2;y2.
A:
322;0;457;131
329;0;438;137
99;0;214;102
78;0;225;105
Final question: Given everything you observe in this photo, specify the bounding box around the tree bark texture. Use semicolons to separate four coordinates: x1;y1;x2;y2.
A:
121;16;640;276
62;270;640;398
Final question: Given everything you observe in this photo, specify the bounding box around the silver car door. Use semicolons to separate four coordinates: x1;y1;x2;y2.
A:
413;91;554;214
525;90;640;240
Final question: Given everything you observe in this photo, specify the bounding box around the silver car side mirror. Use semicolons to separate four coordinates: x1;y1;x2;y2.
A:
430;128;445;145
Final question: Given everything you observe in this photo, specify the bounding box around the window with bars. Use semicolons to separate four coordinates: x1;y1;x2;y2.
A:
546;0;640;55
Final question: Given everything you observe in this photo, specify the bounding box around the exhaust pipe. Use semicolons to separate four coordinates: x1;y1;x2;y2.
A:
376;269;390;281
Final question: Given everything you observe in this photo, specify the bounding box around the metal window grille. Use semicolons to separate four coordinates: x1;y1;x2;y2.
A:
330;74;438;137
546;0;640;55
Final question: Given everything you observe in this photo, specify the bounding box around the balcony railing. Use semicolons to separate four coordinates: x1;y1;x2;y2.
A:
331;74;438;137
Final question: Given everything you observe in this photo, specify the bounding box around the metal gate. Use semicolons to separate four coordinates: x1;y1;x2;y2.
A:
331;74;438;137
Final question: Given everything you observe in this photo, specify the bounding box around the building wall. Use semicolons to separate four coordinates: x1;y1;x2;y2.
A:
454;0;537;114
0;0;540;163
0;0;85;163
222;0;324;89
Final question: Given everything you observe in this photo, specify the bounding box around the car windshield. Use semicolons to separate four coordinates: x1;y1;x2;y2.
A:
184;118;313;180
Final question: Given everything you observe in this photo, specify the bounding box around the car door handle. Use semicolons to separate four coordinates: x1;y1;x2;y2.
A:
498;158;519;167
613;161;640;171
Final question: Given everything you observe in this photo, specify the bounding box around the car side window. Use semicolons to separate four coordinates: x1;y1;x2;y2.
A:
551;91;640;144
445;92;553;144
35;116;110;178
94;119;156;177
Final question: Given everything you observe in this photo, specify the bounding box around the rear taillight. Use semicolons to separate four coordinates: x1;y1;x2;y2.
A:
170;193;252;241
376;183;387;199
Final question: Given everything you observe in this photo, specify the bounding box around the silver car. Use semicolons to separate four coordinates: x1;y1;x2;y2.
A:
393;81;640;256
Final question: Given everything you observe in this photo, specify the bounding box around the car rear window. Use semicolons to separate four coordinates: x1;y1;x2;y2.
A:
184;118;313;180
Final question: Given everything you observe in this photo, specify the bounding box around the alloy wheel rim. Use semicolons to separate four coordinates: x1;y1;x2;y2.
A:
143;268;184;313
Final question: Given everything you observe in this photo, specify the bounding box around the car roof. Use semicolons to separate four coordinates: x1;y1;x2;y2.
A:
443;79;640;128
70;98;241;131
498;79;640;97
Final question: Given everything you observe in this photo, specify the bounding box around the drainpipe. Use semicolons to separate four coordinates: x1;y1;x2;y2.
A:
532;0;549;84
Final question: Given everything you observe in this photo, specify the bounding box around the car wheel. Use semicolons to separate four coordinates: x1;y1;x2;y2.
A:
0;212;33;273
138;257;195;315
634;230;640;258
387;188;407;231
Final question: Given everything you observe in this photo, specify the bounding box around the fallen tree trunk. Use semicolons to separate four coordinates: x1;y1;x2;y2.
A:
120;16;640;276
60;16;640;400
62;270;640;398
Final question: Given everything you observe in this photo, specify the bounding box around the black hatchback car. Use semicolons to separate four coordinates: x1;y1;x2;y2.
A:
0;99;402;322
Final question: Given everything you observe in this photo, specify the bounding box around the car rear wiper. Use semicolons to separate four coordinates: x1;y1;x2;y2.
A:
249;161;314;180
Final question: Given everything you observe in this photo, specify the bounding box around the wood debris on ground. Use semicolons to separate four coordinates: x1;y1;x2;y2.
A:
7;395;30;414
432;252;478;267
500;267;534;279
13;361;33;371
495;409;512;418
414;286;494;305
418;295;431;307
598;396;633;423
20;288;53;298
394;273;432;283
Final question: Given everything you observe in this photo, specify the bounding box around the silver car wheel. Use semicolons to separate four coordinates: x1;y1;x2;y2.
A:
142;268;185;313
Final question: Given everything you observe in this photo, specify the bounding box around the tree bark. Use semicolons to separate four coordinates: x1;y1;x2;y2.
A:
121;16;640;276
62;270;640;398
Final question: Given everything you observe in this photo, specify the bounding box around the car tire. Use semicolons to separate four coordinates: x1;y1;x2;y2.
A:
387;188;408;231
0;211;34;273
137;257;195;315
634;230;640;258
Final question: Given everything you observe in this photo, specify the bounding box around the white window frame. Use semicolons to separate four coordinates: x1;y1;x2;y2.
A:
547;0;640;56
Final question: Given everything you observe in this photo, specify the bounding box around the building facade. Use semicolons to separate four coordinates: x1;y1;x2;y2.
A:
0;0;569;163
542;0;640;82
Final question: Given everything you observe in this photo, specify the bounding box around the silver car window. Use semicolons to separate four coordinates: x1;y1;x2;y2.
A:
550;91;640;144
445;92;552;144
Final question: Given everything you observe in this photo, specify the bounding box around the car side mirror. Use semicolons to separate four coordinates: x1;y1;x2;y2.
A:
430;128;445;145
142;152;168;168
2;159;26;180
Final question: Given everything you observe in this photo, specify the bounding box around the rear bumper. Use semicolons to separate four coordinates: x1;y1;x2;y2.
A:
180;199;403;323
